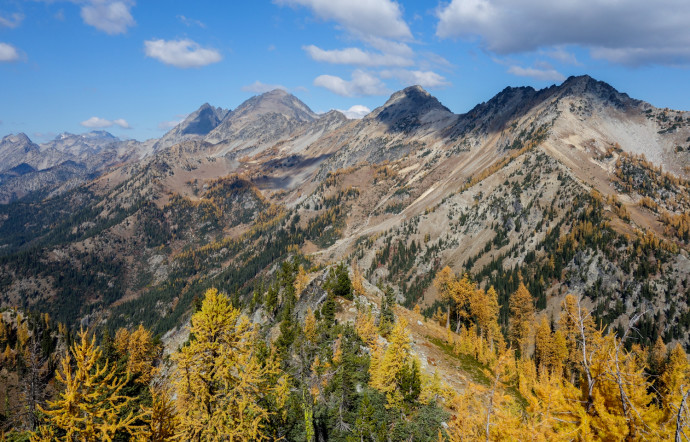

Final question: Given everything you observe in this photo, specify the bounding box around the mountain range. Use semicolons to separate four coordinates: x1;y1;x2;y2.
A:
0;75;688;351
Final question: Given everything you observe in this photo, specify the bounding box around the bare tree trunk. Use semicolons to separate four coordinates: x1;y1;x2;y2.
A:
676;389;690;442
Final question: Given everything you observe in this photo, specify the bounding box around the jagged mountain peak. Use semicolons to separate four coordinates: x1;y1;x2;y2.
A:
368;85;452;124
556;74;635;107
179;103;229;136
2;132;34;144
153;102;229;150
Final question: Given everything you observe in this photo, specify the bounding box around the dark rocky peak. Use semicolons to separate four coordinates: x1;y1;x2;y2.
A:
231;89;317;123
556;75;635;108
368;85;452;125
179;103;229;136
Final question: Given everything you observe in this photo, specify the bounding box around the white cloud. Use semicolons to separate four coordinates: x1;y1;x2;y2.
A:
81;0;135;35
241;81;288;93
144;39;222;68
0;12;24;29
304;45;413;67
313;70;388;97
338;105;371;119
543;47;581;66
112;118;131;129
507;65;565;82
80;116;131;129
276;0;411;40
436;0;690;66
0;43;20;62
380;69;450;88
177;14;205;28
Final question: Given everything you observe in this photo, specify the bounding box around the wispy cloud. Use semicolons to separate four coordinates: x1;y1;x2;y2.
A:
0;12;24;29
241;81;288;93
276;0;411;40
304;45;413;67
177;14;205;28
507;65;565;82
81;0;135;35
144;39;222;68
380;69;450;88
314;70;388;97
81;116;131;129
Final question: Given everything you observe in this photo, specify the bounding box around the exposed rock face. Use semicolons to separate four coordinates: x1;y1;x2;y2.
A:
0;131;156;202
0;133;41;172
0;76;689;349
205;89;318;158
154;104;229;150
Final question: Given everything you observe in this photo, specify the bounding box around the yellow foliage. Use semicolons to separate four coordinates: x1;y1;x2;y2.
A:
114;324;159;384
294;265;310;298
355;308;378;347
136;386;178;442
172;288;280;441
370;319;411;409
33;330;142;441
303;307;317;343
509;282;535;358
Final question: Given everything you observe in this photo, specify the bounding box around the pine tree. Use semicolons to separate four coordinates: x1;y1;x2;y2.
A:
433;266;455;329
378;286;396;336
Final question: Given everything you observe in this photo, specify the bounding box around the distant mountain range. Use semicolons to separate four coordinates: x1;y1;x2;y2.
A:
0;75;689;354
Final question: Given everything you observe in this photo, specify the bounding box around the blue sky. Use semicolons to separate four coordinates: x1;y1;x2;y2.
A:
1;0;689;142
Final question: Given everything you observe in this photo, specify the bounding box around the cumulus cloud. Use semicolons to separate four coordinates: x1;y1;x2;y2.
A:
276;0;411;40
0;43;20;62
241;81;288;93
0;12;24;29
314;70;388;97
304;45;413;67
144;39;222;68
436;0;690;66
81;116;131;129
380;69;450;88
81;0;135;35
507;65;565;82
338;105;371;119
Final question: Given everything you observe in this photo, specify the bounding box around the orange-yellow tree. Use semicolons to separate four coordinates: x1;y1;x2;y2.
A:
172;288;281;441
32;330;141;441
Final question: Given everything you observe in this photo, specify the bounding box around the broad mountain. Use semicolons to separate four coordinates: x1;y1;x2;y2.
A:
0;76;688;353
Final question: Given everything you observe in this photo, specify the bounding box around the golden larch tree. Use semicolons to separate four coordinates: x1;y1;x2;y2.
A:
32;330;141;441
509;282;535;358
172;288;280;441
